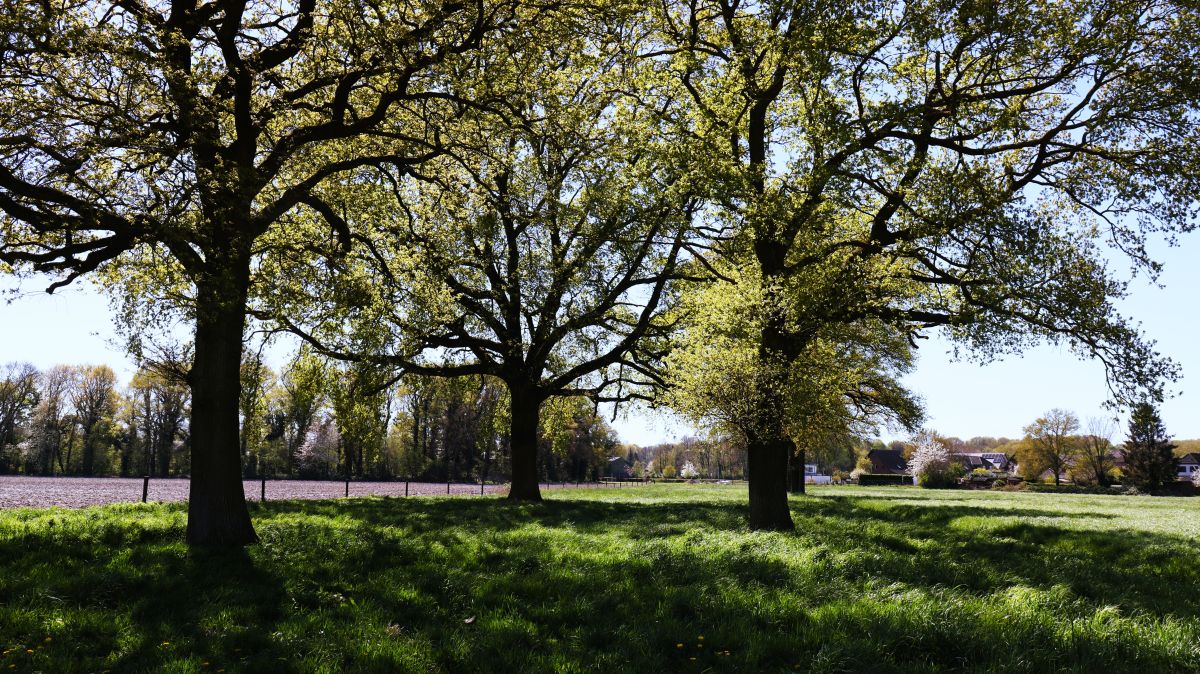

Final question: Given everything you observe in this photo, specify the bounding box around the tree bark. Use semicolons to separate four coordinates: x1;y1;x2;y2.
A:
745;270;799;530
507;385;542;501
789;448;807;494
186;265;257;546
747;434;794;530
81;426;96;476
157;419;176;478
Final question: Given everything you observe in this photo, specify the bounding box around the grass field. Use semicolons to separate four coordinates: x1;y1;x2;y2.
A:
1;485;1198;673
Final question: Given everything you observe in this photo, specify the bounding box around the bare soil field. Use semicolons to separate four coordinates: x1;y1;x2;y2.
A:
0;476;620;508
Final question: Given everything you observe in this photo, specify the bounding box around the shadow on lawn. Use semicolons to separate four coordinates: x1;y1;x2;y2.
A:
0;525;294;672
1;493;1198;672
267;494;1200;618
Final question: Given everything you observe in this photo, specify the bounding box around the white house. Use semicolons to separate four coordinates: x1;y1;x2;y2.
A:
804;463;832;485
1177;453;1200;481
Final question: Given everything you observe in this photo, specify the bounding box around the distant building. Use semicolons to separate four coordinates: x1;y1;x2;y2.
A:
867;449;907;475
607;456;632;479
953;452;1016;473
804;463;832;484
1177;453;1200;481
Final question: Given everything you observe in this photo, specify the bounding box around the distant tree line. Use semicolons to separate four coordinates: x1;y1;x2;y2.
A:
626;435;747;480
881;403;1186;491
0;361;187;477
0;348;622;484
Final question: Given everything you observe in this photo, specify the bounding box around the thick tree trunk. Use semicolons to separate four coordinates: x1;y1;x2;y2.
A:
748;433;794;530
746;274;799;530
507;385;542;501
186;267;257;546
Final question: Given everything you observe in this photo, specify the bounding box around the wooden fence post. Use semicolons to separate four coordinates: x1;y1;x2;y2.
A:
141;476;149;503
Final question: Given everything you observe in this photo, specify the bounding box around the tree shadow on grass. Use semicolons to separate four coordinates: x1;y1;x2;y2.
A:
1;493;1198;673
267;494;1200;619
0;522;293;673
257;495;1200;672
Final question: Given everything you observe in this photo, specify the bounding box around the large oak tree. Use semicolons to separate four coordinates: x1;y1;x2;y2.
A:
263;7;700;500
0;0;505;544
653;0;1200;528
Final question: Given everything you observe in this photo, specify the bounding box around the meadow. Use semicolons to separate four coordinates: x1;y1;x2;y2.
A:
1;484;1198;673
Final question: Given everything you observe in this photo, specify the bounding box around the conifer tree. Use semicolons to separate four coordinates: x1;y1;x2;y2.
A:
1123;402;1177;490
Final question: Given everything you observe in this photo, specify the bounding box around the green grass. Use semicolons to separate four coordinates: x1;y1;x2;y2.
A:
1;485;1199;673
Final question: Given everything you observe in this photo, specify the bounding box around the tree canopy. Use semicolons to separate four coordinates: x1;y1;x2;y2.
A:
260;7;699;500
0;0;510;544
1;0;1197;537
646;0;1200;528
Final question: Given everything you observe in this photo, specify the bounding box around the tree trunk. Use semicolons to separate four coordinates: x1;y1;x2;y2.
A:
186;266;257;546
507;385;542;501
80;419;96;476
745;271;799;530
748;434;794;530
63;424;75;474
789;448;807;494
157;422;175;478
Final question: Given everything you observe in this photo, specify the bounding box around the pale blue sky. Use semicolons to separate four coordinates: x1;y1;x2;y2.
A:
1;237;1197;443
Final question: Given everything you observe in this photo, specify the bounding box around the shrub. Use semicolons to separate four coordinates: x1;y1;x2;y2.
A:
679;462;699;479
908;434;962;488
661;464;677;479
856;474;912;486
1192;469;1200;489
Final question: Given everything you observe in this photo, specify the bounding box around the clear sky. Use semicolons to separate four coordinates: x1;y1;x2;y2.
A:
1;234;1197;444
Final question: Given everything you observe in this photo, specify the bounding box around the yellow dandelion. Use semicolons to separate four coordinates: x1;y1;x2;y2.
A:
676;643;683;649
698;635;704;640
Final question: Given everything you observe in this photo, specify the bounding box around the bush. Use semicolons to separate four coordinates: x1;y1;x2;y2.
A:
908;433;963;489
1027;483;1124;495
856;474;912;486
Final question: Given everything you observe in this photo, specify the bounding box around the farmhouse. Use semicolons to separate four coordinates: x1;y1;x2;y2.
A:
1178;453;1200;481
866;449;907;475
954;452;1016;474
607;456;633;479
